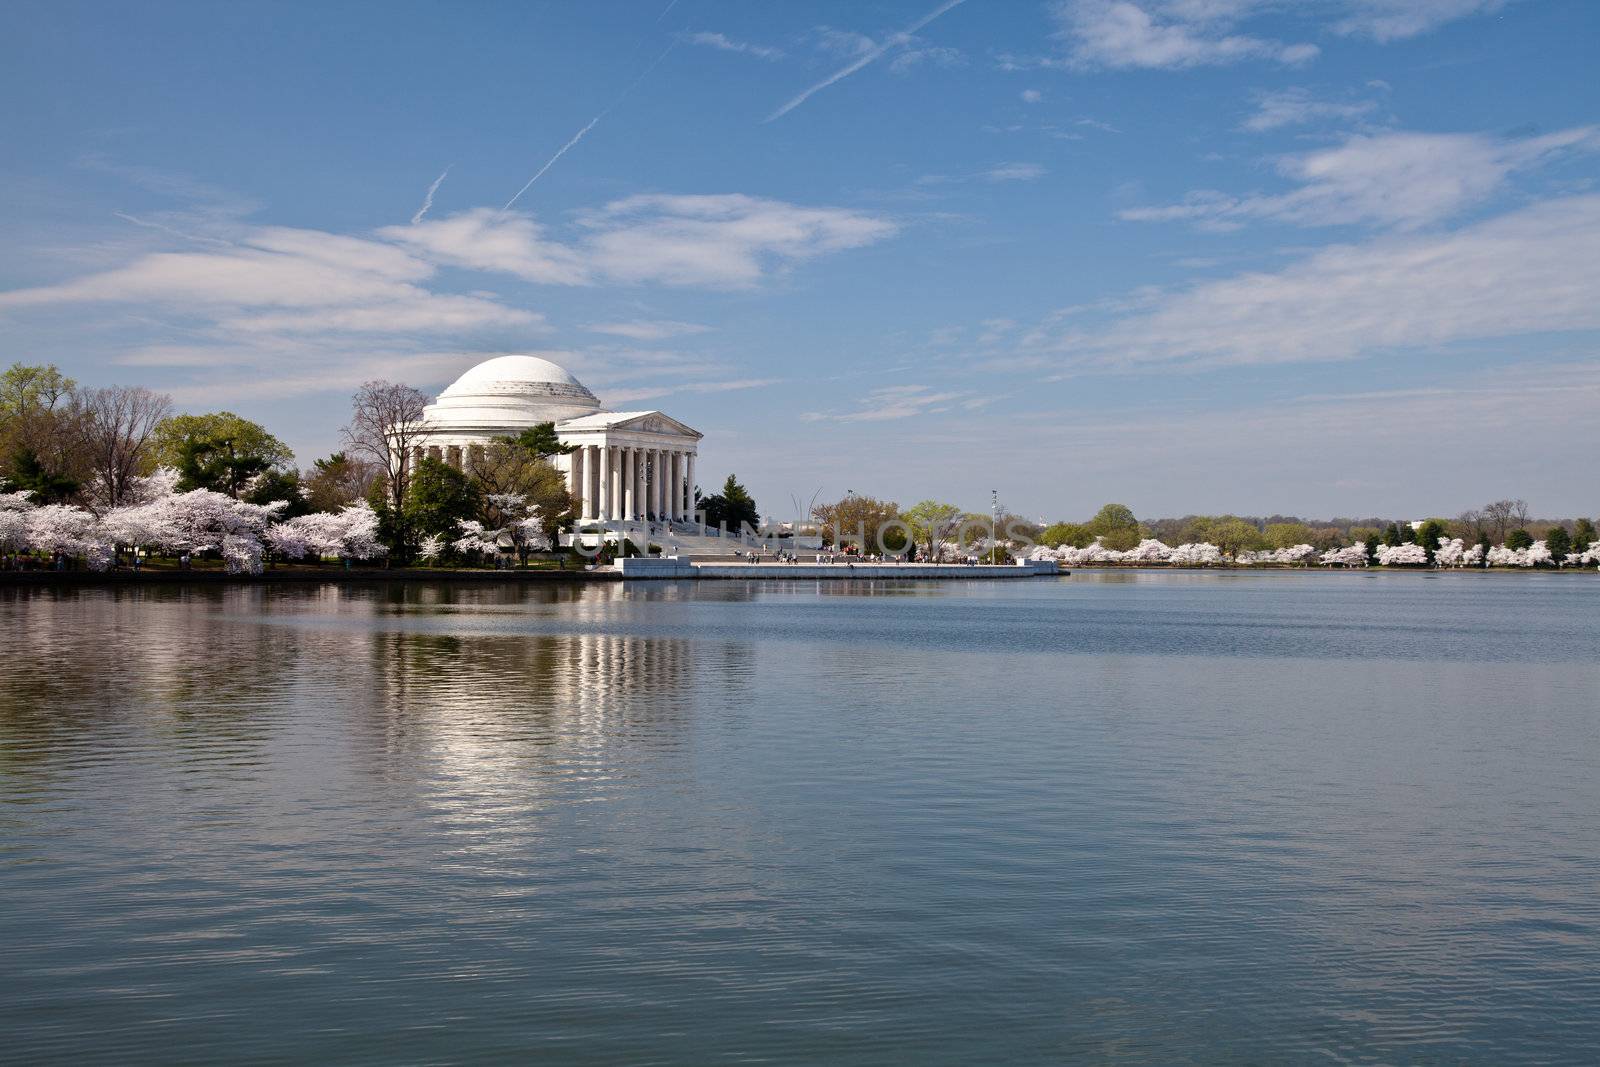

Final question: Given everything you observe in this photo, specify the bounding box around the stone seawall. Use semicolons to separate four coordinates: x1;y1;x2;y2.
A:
616;558;1062;580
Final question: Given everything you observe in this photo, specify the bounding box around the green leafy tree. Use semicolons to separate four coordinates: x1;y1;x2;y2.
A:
1087;503;1141;551
1415;518;1448;561
244;468;310;519
304;452;380;512
1506;528;1534;551
1572;518;1596;553
1207;518;1266;558
700;474;759;532
1039;522;1094;549
1382;523;1402;547
154;412;293;498
1264;522;1315;549
472;429;575;530
812;493;901;550
404;457;484;546
1545;525;1572;562
0;363;85;498
5;446;80;503
902;500;965;559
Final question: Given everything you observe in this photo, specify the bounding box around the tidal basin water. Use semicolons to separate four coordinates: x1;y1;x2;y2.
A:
3;572;1598;1064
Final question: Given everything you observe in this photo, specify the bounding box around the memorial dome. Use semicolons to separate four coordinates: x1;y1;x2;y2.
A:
421;355;602;430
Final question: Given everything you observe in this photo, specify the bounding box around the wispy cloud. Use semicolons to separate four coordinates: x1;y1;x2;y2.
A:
1052;0;1318;71
984;162;1048;182
1240;88;1378;132
584;320;714;341
1332;0;1505;43
803;384;978;422
765;0;967;122
681;31;784;60
411;165;452;224
1024;194;1600;370
1120;126;1600;231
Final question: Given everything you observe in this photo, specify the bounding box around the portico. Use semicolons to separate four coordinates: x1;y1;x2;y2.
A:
556;412;701;523
402;355;702;526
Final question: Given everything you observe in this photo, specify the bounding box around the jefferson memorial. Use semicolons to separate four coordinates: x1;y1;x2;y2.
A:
405;355;701;524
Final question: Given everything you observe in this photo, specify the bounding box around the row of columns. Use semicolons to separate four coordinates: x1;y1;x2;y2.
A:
569;444;695;523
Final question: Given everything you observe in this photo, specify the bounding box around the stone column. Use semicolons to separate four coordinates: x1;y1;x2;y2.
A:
589;445;601;520
652;448;663;520
685;453;696;521
622;448;636;521
633;448;645;522
670;452;683;521
610;446;622;521
569;447;585;519
597;444;611;521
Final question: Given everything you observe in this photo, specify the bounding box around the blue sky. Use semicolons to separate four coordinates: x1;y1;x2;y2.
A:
2;0;1597;520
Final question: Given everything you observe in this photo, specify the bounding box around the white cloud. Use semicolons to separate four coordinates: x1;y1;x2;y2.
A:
576;194;897;288
1039;194;1600;369
379;208;590;285
1240;87;1378;132
1020;88;1044;104
1052;0;1318;70
803;384;976;422
681;31;785;61
889;44;966;75
1121;126;1600;230
984;162;1049;182
583;320;713;341
1332;0;1505;42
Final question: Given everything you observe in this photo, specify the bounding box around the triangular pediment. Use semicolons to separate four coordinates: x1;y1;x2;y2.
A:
555;410;702;438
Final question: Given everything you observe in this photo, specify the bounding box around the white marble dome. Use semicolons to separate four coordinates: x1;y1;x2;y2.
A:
421;355;601;431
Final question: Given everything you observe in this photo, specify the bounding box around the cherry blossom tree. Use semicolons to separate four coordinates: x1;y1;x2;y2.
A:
1320;543;1367;567
1168;542;1222;565
416;532;445;564
1376;543;1428;566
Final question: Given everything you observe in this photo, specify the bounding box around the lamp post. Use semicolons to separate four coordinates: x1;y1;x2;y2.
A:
990;489;999;562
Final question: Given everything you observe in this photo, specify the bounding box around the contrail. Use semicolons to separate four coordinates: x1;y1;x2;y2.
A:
499;40;678;215
411;165;452;225
113;212;233;247
500;118;600;214
765;0;966;122
655;0;678;23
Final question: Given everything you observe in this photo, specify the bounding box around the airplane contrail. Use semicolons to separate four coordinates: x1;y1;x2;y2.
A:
764;0;967;123
499;40;678;215
411;166;452;224
500;119;599;214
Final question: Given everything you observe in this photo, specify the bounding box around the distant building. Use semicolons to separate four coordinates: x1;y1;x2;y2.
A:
405;355;701;524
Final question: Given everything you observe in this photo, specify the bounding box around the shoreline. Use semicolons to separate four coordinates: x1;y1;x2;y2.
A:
1;562;1591;588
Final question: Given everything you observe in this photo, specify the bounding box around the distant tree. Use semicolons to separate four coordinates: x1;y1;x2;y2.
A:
1364;537;1380;567
1481;500;1528;543
77;385;171;508
0;363;85;498
1573;518;1597;553
1264;522;1315;549
6;446;80;503
303;452;381;513
1207;518;1266;558
1506;528;1534;551
902;500;965;560
1382;523;1402;547
154;412;293;498
243;467;311;519
1087;503;1141;551
1415;519;1448;561
403;458;484;547
1040;522;1094;548
701;474;760;532
1545;525;1572;562
343;380;428;517
812;493;901;550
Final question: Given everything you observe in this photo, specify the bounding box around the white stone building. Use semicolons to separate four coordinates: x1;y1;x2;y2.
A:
404;355;701;523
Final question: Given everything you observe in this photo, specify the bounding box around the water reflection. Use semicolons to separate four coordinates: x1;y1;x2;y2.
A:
3;575;1599;1064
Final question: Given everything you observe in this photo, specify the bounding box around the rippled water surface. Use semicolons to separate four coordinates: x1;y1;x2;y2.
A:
3;572;1598;1064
